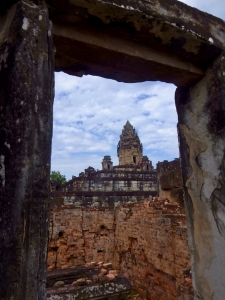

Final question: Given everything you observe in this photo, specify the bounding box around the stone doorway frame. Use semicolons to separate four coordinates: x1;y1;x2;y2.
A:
0;0;225;299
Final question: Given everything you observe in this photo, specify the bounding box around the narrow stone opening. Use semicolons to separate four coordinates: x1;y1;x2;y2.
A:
49;73;183;299
58;231;63;238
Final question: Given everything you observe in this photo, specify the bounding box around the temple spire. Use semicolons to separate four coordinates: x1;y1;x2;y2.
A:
117;121;143;165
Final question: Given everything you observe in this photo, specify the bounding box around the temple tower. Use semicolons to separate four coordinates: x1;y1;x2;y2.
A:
141;155;153;171
117;121;143;165
102;156;113;170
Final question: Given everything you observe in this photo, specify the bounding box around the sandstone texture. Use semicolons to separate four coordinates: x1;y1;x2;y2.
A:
48;200;192;299
157;159;183;190
176;53;225;299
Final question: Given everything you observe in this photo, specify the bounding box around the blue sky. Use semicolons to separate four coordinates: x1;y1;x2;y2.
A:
52;0;225;180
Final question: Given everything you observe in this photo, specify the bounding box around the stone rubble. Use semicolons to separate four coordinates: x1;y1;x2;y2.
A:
50;263;117;288
46;265;131;299
53;281;65;288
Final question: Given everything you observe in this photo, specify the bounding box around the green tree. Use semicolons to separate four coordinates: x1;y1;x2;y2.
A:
50;171;67;185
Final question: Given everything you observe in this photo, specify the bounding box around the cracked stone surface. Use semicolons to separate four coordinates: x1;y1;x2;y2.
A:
176;52;225;300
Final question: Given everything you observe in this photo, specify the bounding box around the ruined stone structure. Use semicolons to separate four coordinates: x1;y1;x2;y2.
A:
102;156;113;170
57;122;157;207
48;156;186;299
48;199;192;300
1;0;225;299
157;159;184;207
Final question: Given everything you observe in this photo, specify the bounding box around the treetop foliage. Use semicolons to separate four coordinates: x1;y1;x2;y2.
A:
50;171;67;185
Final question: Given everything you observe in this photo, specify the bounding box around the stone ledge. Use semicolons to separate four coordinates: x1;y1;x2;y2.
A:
47;270;131;300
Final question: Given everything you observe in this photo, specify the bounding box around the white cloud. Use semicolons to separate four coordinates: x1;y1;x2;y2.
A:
179;0;225;19
52;74;178;179
52;0;224;180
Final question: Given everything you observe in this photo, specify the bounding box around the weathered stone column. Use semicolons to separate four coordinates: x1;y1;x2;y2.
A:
176;53;225;300
0;1;54;299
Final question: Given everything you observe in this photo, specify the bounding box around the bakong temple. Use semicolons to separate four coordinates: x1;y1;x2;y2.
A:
51;121;181;207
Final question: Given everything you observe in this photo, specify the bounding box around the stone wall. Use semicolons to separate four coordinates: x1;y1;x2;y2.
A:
48;200;192;299
56;168;158;207
62;170;157;194
113;200;190;300
50;193;158;208
48;207;115;268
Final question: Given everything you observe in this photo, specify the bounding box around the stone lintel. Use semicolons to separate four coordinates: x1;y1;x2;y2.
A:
47;0;225;86
53;22;203;86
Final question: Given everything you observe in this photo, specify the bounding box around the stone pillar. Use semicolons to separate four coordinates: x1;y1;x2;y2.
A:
175;53;225;300
0;1;54;300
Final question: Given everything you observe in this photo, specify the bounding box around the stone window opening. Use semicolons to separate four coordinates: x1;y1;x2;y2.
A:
133;156;136;164
58;231;63;238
